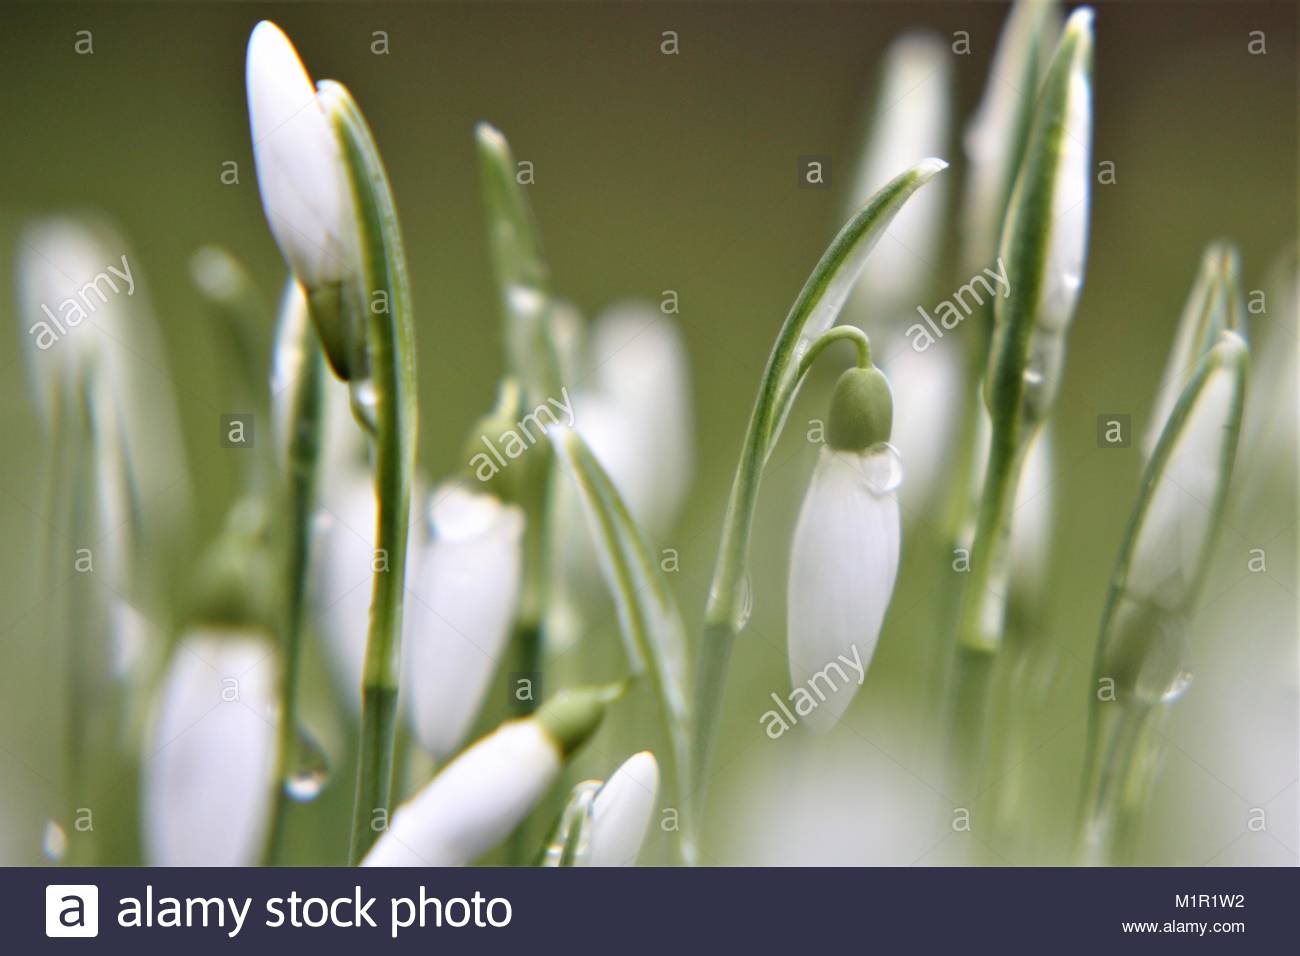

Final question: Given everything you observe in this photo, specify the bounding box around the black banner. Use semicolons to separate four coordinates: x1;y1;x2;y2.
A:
12;867;1297;952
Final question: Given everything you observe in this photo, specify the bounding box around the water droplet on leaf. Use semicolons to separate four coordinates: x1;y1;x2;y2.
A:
284;724;331;802
43;820;67;862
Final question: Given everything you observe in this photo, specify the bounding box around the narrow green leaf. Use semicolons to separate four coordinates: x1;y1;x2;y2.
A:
475;122;563;404
1142;241;1243;456
320;80;418;865
548;425;694;861
535;780;601;867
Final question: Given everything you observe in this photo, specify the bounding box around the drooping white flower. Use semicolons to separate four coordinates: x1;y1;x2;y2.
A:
847;33;951;315
584;751;660;867
245;21;356;294
1126;332;1248;610
142;631;277;866
362;688;608;867
787;367;901;731
402;483;524;761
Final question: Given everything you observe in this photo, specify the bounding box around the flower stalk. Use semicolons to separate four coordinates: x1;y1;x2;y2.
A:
1077;332;1248;864
695;159;946;800
264;283;325;863
317;82;419;865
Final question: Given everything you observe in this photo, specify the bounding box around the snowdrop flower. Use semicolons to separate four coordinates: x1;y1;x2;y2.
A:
584;751;660;866
246;20;362;379
363;687;609;866
847;33;951;316
142;632;277;866
1006;8;1093;422
1126;332;1248;612
576;303;694;536
1143;243;1242;458
403;483;525;761
787;365;901;731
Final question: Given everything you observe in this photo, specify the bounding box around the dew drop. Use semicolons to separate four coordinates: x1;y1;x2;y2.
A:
42;820;67;862
349;379;380;435
284;724;332;803
860;442;904;494
1160;669;1193;704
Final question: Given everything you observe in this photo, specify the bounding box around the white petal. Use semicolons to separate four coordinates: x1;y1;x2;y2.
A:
246;21;355;289
787;448;901;731
585;751;659;867
581;303;694;536
362;720;559;866
1127;352;1241;608
1034;14;1092;336
849;33;951;313
403;484;524;760
142;630;277;866
311;469;380;713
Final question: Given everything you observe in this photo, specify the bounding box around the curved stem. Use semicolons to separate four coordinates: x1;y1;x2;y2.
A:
323;83;418;866
264;290;325;864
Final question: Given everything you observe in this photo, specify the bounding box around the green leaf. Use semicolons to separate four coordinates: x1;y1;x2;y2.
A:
320;80;418;864
535;780;601;867
548;425;694;862
475;122;564;404
1143;242;1243;456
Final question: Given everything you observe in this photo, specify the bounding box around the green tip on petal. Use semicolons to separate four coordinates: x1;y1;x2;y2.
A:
535;683;623;758
827;366;893;451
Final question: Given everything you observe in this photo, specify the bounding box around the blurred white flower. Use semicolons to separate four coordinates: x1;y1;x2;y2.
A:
142;631;277;866
1127;333;1247;610
787;446;901;731
847;33;951;316
245;21;356;293
1143;243;1241;459
310;467;379;713
1008;426;1054;601
576;303;694;536
549;303;693;649
584;751;659;866
403;483;524;761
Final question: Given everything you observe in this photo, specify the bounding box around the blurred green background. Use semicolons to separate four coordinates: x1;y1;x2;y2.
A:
0;1;1295;865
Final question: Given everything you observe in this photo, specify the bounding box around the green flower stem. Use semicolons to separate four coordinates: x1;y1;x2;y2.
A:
776;325;872;415
264;289;325;864
1076;702;1150;865
694;161;946;803
1076;338;1247;865
322;82;419;866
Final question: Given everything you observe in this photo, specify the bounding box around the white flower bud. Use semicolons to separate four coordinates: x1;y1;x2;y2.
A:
402;484;524;761
142;631;277;866
584;751;660;867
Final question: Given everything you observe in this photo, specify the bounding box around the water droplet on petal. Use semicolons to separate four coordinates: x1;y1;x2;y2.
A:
284;724;332;802
43;820;67;862
860;442;903;494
